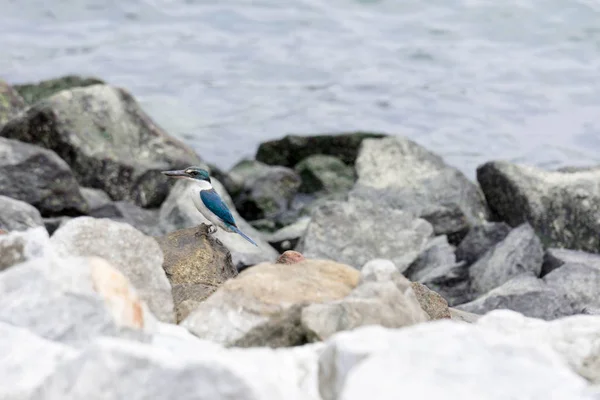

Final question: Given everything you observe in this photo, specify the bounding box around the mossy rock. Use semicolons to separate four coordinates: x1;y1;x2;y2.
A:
14;75;105;105
0;81;26;127
295;154;356;194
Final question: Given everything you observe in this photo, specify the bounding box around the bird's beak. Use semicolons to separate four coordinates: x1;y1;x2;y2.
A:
161;169;188;178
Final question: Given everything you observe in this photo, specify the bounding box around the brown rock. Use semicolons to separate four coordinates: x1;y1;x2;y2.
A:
0;229;6;235
154;224;238;322
276;250;305;264
410;282;451;320
181;259;360;345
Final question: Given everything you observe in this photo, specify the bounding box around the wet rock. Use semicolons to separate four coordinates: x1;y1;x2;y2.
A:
0;137;88;216
80;186;113;211
159;178;278;270
0;195;44;231
542;248;600;277
0;84;202;207
267;216;310;252
294;154;355;194
50;217;175;323
276;250;306;265
154;224;237;322
228;159;301;222
0;226;50;272
404;235;456;282
0;255;153;346
301;277;428;342
256;132;386;168
89;201;161;236
469;223;543;299
0;322;76;400
350;136;489;240
181;259;360;345
319;323;590;400
0;80;26;127
455;221;511;266
298;198;433;271
477;309;600;384
14;75;105;105
477;161;600;252
410;282;451;320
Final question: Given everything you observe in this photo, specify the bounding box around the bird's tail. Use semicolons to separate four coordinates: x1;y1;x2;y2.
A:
227;224;258;246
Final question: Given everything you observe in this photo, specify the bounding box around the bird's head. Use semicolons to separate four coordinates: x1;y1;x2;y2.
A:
161;166;211;183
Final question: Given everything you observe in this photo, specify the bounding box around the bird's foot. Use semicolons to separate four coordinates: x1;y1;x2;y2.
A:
207;224;217;235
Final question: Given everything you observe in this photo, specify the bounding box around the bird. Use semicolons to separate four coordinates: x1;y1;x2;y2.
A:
161;166;258;246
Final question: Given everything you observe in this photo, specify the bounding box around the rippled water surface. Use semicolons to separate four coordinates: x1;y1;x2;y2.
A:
2;0;600;177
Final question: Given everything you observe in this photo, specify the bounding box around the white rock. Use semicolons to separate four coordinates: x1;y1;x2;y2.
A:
0;322;76;399
0;255;154;346
33;336;321;400
359;259;398;283
0;226;51;272
50;217;175;323
477;309;600;384
319;322;593;400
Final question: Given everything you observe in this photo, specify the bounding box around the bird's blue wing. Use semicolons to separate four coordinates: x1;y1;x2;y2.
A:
200;189;236;226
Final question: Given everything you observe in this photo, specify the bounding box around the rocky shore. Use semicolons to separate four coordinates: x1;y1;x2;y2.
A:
2;76;600;399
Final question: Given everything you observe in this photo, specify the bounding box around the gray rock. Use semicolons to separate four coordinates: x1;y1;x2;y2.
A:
455;221;511;266
350;136;489;241
294;154;355;194
0;84;203;208
404;235;457;282
14;74;105;105
0;80;26;128
159;178;278;270
80;186;113;211
266;216;310;252
228;159;301;222
43;216;72;236
415;261;470;307
51;217;175;323
154;224;237;322
0;255;154;346
0;137;88;216
298;198;433;271
468;223;544;299
0;322;76;400
0;195;44;231
542;248;600;277
89;201;161;236
449;308;481;323
0;226;50;272
459;261;600;319
318;323;591;400
256;132;386;168
477;161;600;252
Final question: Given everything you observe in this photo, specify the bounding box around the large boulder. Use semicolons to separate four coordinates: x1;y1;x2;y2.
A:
477;161;600;252
0;255;154;346
298;199;433;271
0;80;26;128
351;136;489;241
50;217;175;323
228;160;301;223
0;226;50;272
0;195;44;231
0;84;203;208
256;132;386;168
468;223;544;300
318;322;591;400
159;178;278;270
154;224;238;322
301;260;428;341
181;259;360;346
0;137;88;216
14;75;105;105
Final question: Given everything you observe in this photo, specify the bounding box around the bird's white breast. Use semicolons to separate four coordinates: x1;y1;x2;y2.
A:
188;179;227;229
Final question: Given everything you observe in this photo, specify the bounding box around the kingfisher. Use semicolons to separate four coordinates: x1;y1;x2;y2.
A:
161;166;258;246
